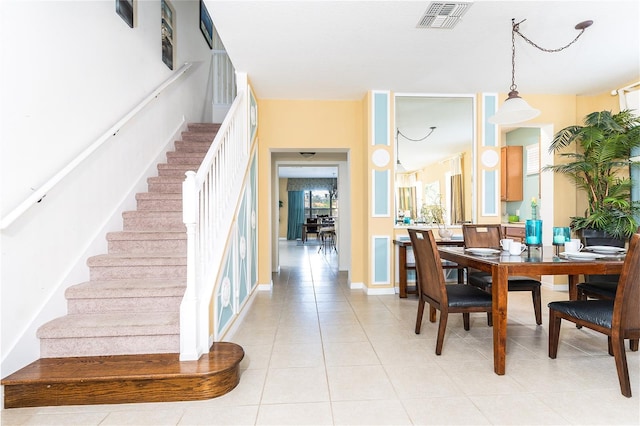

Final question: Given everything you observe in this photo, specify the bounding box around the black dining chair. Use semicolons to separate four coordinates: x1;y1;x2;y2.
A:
305;217;320;242
548;233;640;398
462;224;543;325
408;228;492;355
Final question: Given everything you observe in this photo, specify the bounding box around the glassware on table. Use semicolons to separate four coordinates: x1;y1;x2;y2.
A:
552;226;571;255
526;219;543;255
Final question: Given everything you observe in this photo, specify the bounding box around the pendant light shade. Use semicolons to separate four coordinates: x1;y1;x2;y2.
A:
488;90;540;125
488;18;592;126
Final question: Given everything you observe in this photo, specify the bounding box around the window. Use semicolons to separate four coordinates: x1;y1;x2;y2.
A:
304;190;338;218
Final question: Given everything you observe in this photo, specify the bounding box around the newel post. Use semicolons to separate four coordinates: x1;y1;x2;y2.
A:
180;171;201;360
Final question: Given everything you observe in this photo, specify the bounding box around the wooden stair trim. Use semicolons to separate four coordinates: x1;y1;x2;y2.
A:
2;342;244;408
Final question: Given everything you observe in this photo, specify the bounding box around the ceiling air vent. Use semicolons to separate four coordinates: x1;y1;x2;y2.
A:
417;2;472;29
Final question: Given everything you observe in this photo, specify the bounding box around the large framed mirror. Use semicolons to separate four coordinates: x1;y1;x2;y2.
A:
394;94;476;226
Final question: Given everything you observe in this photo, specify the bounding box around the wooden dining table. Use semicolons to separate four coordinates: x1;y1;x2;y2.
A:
437;246;625;376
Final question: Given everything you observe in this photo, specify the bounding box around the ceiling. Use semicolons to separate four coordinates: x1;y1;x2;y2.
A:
207;0;640;176
208;0;639;100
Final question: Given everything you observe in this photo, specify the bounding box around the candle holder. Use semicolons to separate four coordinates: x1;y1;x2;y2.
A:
552;226;571;255
526;219;543;256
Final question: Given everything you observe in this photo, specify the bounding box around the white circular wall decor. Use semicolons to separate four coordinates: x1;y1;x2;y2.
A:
481;150;499;168
239;236;247;259
372;148;390;167
221;277;231;307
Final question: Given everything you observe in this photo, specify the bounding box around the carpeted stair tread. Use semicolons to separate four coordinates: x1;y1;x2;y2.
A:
122;211;185;231
136;192;182;200
166;152;207;165
186;123;220;131
156;163;202;177
88;253;186;267
31;122;219;362
107;231;186;242
37;312;179;338
66;279;186;299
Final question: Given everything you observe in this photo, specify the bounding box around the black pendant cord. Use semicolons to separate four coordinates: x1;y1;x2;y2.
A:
396;126;436;142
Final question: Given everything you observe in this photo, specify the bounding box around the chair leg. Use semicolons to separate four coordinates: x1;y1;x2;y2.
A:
611;333;632;397
415;298;425;334
435;311;448;355
487;312;493;327
429;305;437;323
548;310;562;359
462;312;470;331
532;287;542;325
630;339;639;352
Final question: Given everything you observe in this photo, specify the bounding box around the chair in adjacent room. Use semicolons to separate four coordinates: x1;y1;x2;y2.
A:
462;224;543;325
408;228;492;355
304;217;320;242
548;233;640;397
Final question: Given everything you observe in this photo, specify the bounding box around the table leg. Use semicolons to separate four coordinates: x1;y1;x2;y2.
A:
568;274;580;300
398;245;408;298
301;225;306;243
491;265;508;375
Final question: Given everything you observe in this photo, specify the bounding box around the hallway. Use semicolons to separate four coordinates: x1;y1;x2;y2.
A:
2;240;638;424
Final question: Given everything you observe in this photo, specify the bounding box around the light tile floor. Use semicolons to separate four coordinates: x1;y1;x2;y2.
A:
2;240;639;425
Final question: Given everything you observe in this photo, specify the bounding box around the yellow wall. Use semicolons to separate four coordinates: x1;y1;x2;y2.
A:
256;90;626;291
257;99;366;286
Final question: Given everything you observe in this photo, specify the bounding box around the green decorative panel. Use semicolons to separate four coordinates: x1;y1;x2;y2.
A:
483;170;498;216
250;153;258;290
238;188;249;306
373;91;390;146
373;170;389;217
216;235;236;338
483;94;498;147
372;236;390;284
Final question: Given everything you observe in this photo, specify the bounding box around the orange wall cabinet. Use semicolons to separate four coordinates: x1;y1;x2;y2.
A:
500;146;523;201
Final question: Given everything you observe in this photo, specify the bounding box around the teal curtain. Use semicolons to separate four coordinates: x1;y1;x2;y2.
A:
286;191;305;240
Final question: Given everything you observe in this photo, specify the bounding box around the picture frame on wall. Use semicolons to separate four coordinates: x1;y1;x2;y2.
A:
200;0;214;49
116;0;134;28
161;0;175;70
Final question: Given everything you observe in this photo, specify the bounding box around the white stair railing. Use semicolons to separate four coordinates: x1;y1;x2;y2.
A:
180;89;249;360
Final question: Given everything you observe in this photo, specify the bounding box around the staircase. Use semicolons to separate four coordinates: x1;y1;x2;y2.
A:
2;123;244;408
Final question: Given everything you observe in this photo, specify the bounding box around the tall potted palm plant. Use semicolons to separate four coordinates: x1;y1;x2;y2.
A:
545;110;640;241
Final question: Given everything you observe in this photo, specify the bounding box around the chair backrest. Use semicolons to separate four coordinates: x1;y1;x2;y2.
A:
613;232;640;335
408;228;447;306
306;217;319;231
462;224;501;249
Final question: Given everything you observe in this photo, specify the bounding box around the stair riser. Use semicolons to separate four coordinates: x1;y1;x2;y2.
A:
123;215;184;232
136;199;182;211
40;335;179;358
68;296;183;314
108;239;186;254
175;140;212;151
181;132;216;142
157;169;197;178
156;165;199;177
90;265;186;280
147;181;182;193
166;153;206;165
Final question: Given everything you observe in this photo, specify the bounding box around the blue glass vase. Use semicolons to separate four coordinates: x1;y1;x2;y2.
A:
526;219;542;246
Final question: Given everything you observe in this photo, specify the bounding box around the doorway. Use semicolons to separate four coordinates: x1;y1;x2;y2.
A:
270;150;350;277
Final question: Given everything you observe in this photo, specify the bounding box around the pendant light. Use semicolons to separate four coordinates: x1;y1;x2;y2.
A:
489;18;593;125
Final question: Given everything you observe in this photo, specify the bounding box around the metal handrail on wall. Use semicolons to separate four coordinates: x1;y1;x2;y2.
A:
0;62;193;230
180;89;249;360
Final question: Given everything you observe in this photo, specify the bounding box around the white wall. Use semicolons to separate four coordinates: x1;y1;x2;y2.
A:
0;0;215;376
